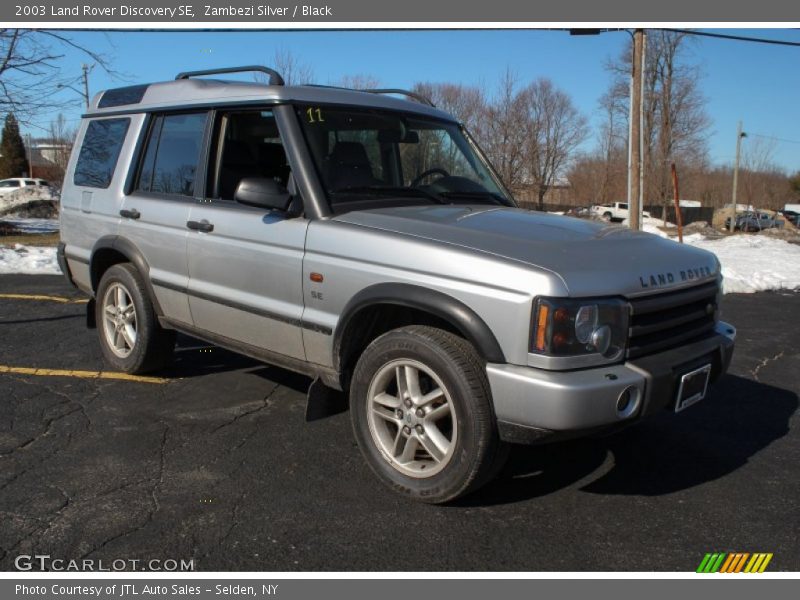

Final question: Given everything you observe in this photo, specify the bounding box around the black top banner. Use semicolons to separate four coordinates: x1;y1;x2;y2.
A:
2;0;797;23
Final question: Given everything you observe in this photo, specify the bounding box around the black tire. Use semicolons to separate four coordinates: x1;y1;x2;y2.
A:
95;263;175;374
350;325;508;504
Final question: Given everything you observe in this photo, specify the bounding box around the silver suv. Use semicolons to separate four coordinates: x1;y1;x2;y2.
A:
58;66;735;503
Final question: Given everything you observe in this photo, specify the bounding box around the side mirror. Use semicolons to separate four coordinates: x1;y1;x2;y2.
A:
234;177;291;211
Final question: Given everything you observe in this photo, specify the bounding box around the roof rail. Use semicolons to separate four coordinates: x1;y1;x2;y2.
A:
365;89;436;107
175;65;284;86
301;84;435;107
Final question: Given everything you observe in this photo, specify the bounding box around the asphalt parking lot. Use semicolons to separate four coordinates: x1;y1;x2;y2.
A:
0;274;798;572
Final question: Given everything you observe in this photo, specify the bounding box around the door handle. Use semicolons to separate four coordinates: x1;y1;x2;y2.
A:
187;219;214;233
119;208;140;220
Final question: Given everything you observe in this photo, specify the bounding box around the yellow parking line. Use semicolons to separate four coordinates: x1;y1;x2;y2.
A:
0;293;89;304
0;365;168;384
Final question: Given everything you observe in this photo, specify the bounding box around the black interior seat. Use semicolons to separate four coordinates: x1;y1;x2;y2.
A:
219;140;257;199
257;143;291;186
325;141;379;191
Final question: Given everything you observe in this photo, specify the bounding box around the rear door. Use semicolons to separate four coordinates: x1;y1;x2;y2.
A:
185;108;308;360
119;111;209;326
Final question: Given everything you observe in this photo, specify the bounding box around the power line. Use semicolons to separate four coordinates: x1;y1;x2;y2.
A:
664;29;800;48
750;133;800;145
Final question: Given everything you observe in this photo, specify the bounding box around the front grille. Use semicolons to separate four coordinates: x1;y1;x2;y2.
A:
626;281;719;359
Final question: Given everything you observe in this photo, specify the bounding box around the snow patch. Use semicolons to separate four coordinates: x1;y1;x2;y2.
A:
683;234;800;294
0;244;61;275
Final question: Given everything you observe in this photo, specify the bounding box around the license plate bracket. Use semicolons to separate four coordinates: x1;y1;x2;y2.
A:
675;364;712;413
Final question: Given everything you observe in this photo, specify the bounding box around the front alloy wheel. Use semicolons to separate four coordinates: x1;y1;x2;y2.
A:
350;325;508;504
367;359;457;478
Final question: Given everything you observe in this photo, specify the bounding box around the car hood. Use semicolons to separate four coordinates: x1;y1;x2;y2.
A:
334;205;719;297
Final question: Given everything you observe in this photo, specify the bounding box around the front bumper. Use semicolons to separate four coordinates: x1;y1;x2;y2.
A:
487;321;736;444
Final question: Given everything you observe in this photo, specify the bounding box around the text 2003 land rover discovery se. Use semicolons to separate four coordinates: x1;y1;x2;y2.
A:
59;66;735;503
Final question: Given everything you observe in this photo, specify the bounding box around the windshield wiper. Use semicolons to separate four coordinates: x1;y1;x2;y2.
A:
330;186;446;204
436;191;507;206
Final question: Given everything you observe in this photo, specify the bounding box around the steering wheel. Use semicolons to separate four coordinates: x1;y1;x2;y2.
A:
411;168;450;187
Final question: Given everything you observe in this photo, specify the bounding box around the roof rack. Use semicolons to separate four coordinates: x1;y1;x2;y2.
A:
303;84;435;107
175;65;284;86
365;89;436;107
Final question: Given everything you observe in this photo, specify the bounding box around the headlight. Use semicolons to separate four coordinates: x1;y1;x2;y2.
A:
531;297;628;360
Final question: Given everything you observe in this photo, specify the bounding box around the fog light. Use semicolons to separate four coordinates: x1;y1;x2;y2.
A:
616;386;641;418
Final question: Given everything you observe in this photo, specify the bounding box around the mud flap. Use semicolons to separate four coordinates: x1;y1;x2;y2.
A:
305;377;347;422
86;298;97;329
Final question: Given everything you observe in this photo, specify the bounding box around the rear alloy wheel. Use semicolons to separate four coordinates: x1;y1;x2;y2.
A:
101;282;138;359
350;325;508;503
96;263;175;374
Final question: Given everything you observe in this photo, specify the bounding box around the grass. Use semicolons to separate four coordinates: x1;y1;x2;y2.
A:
0;232;60;247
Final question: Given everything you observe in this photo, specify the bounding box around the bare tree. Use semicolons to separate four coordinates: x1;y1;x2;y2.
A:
336;74;381;90
482;69;528;191
0;29;115;122
257;48;315;86
790;172;800;199
520;78;589;209
604;31;711;206
595;84;628;204
740;137;783;208
567;153;618;206
46;113;76;187
412;82;486;134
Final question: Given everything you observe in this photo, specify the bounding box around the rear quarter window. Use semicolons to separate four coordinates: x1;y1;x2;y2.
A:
73;118;130;188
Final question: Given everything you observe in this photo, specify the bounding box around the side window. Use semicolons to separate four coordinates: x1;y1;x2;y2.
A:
24;180;36;185
136;112;206;197
74;118;130;188
209;110;290;201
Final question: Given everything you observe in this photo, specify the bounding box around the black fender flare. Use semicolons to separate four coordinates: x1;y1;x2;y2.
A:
333;283;506;371
90;235;164;316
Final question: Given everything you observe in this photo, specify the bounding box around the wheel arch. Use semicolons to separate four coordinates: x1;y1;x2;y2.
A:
334;283;505;377
90;236;163;316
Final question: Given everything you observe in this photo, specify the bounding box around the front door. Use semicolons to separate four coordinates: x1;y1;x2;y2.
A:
185;109;308;360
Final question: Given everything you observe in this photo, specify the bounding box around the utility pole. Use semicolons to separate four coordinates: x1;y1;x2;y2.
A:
81;63;91;109
25;133;34;178
628;29;646;231
729;121;746;233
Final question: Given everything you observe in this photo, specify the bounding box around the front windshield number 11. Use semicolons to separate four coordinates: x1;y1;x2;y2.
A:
306;107;325;123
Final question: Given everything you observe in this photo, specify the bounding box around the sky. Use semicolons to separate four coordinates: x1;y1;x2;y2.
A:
24;28;800;174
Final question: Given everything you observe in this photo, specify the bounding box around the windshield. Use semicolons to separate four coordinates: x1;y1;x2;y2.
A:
296;105;513;211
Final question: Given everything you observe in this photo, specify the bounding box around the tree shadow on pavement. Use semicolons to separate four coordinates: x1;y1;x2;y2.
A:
459;374;797;507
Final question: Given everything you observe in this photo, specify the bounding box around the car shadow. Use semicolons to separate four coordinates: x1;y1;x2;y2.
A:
0;314;83;325
163;335;259;377
458;374;797;507
164;334;319;396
